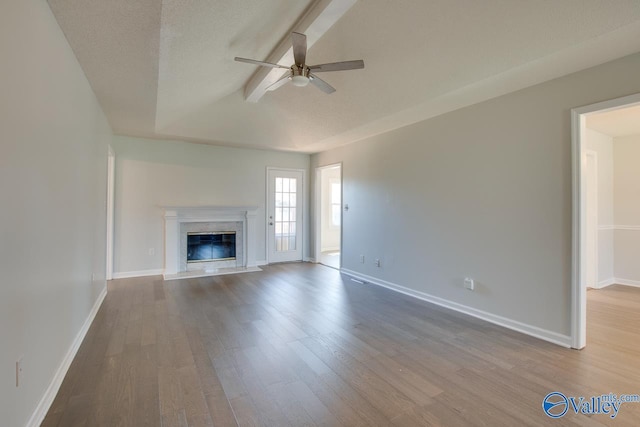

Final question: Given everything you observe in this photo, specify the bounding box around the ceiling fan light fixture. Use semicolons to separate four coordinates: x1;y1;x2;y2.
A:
291;75;310;87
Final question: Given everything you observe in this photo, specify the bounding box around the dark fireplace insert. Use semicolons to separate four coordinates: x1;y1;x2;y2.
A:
187;232;236;263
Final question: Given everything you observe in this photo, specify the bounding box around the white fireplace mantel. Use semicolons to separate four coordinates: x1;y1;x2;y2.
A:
162;206;259;279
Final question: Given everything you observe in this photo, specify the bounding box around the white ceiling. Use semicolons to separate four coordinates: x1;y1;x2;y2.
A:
586;104;640;137
48;0;640;153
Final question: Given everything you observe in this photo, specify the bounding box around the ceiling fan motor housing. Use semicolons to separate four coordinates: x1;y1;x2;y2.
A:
291;65;310;87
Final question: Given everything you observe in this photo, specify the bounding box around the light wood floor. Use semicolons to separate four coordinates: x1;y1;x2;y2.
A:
318;251;340;270
42;264;640;426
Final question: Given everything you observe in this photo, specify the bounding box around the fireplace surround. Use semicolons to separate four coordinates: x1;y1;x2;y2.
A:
163;206;260;280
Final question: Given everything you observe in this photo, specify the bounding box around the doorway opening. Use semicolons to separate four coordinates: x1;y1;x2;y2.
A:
572;93;640;349
316;164;342;269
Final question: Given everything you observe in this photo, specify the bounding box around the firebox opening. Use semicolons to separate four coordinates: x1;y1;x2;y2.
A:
187;232;236;263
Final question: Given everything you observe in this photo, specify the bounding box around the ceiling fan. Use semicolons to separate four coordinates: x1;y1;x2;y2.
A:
235;32;364;94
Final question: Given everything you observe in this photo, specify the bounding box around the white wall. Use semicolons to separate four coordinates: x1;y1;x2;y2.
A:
320;166;341;252
613;134;640;283
311;52;640;340
0;1;112;426
584;128;614;284
111;136;310;275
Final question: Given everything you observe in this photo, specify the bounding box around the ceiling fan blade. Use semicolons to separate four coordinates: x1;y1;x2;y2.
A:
309;60;364;72
291;32;307;67
309;73;336;94
266;72;291;91
234;57;290;69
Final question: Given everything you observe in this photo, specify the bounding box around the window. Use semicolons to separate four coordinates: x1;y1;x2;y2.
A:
331;181;341;227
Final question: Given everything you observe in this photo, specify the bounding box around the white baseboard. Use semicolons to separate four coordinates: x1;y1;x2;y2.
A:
256;260;268;266
615;225;640;231
112;269;163;279
304;257;316;263
596;277;640;289
597;278;616;289
341;268;572;348
598;225;640;231
615;277;640;288
26;285;107;427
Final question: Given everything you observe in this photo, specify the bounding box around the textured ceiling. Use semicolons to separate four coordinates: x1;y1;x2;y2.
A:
48;0;640;152
586;104;640;137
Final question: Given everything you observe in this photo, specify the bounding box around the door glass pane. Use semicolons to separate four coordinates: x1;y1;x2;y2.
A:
289;222;296;249
274;175;298;252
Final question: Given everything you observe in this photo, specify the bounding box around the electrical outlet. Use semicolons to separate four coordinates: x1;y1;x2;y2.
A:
359;255;365;263
16;357;23;387
464;277;475;291
148;248;155;256
375;259;381;267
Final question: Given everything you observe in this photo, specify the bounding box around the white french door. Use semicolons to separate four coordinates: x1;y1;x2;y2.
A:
267;168;304;263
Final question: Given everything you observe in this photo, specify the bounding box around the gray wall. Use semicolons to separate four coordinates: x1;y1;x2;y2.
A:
0;1;112;425
311;52;640;338
111;136;311;275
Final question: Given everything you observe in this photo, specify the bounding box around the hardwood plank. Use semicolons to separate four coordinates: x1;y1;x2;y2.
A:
301;335;414;419
158;365;184;427
283;380;343;426
54;393;94;427
227;346;293;427
279;340;386;426
176;364;214;427
90;355;121;427
267;381;316;426
228;396;260;427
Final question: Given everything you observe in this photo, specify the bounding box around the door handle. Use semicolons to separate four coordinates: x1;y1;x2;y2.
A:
269;222;273;226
